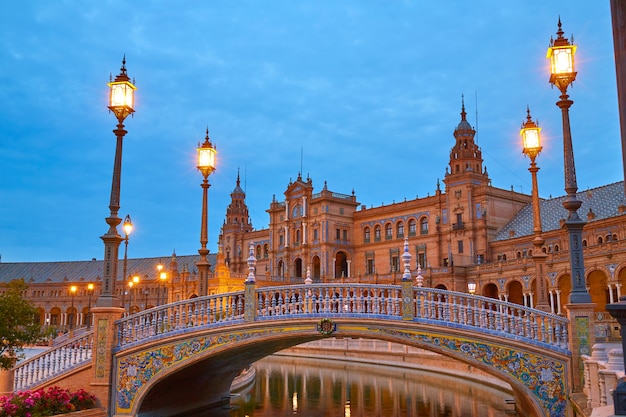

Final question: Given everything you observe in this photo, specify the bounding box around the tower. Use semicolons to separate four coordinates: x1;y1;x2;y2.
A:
221;170;253;273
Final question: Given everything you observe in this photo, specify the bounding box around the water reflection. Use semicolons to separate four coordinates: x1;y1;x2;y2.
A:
227;355;514;417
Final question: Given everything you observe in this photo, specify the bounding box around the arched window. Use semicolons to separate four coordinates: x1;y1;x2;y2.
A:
396;222;404;238
364;227;371;243
256;245;262;259
385;224;393;240
264;244;269;258
420;217;428;235
598;236;604;244
374;225;381;242
408;219;417;236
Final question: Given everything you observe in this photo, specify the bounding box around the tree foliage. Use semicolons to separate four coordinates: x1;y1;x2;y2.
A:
0;279;42;369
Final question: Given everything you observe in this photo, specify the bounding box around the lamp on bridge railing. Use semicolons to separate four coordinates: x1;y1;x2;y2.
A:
157;262;167;306
467;282;476;295
86;283;94;328
121;214;133;312
69;285;77;336
521;107;551;312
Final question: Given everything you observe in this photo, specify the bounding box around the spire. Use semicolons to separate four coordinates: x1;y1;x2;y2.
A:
460;94;467;121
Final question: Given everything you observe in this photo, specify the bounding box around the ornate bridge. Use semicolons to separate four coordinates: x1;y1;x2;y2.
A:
14;282;571;417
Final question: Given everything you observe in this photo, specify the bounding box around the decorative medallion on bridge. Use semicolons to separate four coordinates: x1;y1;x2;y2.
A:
317;318;336;335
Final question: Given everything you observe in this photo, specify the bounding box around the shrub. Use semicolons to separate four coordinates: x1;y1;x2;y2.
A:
0;386;96;417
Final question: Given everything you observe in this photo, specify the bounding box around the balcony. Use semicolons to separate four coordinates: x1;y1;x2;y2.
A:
452;222;465;231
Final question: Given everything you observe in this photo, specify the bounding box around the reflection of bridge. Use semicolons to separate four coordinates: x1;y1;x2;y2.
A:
14;283;571;417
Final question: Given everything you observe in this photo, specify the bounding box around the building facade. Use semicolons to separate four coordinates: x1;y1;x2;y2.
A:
1;103;626;341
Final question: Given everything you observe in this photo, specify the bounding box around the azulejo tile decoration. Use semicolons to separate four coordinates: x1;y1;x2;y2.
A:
369;327;567;417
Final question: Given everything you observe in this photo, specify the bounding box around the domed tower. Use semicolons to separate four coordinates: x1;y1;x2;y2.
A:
442;97;491;270
220;170;253;272
447;97;485;178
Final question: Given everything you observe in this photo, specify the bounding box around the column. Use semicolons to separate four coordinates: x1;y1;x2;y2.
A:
617;283;623;299
556;290;562;315
303;222;307;244
347;260;351;278
609;284;615;304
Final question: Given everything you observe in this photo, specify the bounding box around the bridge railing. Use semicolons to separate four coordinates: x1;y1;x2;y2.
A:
113;283;569;352
13;332;94;391
254;284;569;350
116;291;245;348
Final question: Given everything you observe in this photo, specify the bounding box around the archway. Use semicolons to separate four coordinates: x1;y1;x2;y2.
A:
277;260;284;277
507;280;524;306
483;283;498;299
557;274;572;314
335;252;348;279
294;258;303;278
588;269;608;312
312;256;321;279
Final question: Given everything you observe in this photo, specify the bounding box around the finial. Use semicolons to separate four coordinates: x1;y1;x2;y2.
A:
401;238;411;282
460;94;467;121
237;167;241;186
556;16;564;39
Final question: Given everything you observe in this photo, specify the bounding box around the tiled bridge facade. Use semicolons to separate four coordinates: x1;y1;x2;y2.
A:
13;281;574;417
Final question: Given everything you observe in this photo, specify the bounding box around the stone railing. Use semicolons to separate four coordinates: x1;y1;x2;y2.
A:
113;284;569;352
116;291;245;348
582;343;625;409
253;284;569;350
13;332;94;391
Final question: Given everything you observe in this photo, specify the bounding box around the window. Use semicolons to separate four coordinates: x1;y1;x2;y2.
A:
343;230;348;242
420;218;428;235
364;227;371;243
458;240;464;254
292;205;302;218
366;259;375;275
279;235;284;246
396;222;404;238
385;224;392;240
408;220;417;236
336;229;341;240
256;245;262;259
391;256;399;273
264;244;269;258
313;229;319;241
374;226;381;241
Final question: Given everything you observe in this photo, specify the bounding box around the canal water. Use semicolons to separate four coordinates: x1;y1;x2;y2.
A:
201;355;515;416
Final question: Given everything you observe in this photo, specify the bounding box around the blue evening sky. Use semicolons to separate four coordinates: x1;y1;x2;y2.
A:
0;1;621;263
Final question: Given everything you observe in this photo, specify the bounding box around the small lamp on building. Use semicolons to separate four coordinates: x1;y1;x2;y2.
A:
467;282;477;295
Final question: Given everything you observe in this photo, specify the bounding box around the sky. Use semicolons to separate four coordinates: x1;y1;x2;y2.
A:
0;1;622;263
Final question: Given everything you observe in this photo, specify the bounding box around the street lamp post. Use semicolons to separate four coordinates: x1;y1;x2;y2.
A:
196;129;217;296
157;262;167;306
98;57;137;308
547;19;591;304
86;283;94;328
121;214;133;312
69;285;77;335
521;108;551;312
131;275;139;313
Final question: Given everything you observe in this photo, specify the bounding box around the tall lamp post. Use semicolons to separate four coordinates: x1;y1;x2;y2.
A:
196;129;217;296
121;214;133;312
547;19;591;304
86;283;94;328
98;58;137;308
521;108;551;312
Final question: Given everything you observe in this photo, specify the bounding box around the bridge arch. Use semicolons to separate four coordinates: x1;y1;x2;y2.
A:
114;317;569;417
